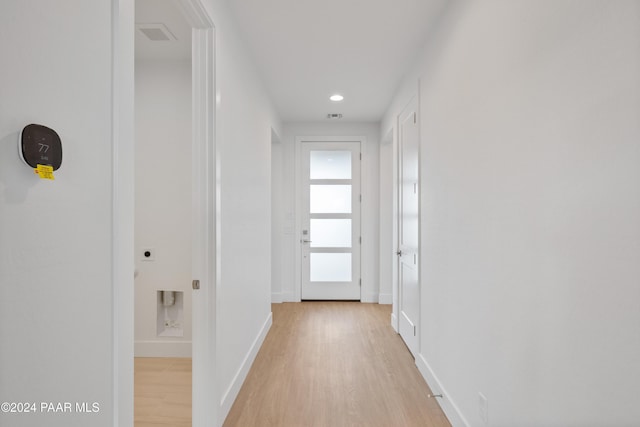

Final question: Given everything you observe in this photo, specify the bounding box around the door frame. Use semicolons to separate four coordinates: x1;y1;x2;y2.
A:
294;136;367;302
112;1;135;424
113;0;218;425
380;127;400;331
396;95;420;356
299;141;362;300
178;1;217;425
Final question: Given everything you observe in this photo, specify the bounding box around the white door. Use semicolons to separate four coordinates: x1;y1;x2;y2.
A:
398;99;420;356
301;142;361;300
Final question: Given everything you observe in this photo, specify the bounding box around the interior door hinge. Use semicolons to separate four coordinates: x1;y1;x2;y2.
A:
359;278;362;287
413;112;417;124
359;194;362;202
359;236;362;244
359;152;362;160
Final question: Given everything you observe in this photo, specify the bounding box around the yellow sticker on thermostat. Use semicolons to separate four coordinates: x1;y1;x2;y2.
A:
35;164;55;180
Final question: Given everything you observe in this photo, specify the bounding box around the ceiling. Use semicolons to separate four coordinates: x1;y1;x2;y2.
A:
135;0;447;122
135;0;191;61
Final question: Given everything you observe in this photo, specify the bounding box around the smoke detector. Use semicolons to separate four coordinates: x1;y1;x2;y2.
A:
327;113;343;119
136;23;177;41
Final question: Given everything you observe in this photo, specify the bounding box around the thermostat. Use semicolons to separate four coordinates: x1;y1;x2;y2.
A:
18;124;62;170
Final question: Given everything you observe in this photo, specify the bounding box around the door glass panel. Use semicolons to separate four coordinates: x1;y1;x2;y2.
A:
310;185;351;213
310;253;352;282
310;150;351;179
310;219;351;248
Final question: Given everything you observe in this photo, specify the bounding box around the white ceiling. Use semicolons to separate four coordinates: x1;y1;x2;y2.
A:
135;0;191;61
135;0;447;122
227;0;446;122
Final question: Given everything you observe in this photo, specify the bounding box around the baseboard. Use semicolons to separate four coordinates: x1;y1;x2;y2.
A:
361;292;378;303
273;291;297;303
415;354;470;427
282;291;295;302
378;293;392;304
134;341;192;357
219;312;273;423
390;312;398;333
272;292;283;303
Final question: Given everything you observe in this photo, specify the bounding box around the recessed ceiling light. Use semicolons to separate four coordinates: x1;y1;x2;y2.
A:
330;94;344;102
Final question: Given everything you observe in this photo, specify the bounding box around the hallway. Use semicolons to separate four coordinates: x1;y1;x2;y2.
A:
223;302;450;427
3;2;639;426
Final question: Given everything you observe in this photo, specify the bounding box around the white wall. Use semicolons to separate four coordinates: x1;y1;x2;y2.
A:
134;59;192;357
383;1;640;426
378;129;395;307
0;0;280;425
0;1;133;426
205;0;282;422
275;122;380;303
271;130;284;303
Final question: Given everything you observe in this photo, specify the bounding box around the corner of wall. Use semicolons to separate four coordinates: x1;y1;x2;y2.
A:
219;311;273;423
390;312;398;332
360;293;379;303
378;293;392;305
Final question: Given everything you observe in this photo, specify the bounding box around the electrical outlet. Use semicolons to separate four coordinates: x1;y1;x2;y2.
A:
141;248;155;261
478;392;488;425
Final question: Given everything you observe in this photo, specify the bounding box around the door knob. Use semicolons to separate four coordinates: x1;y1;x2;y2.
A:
396;250;403;256
302;239;312;243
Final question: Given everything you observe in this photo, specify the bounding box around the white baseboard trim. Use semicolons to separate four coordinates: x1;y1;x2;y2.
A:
219;312;273;422
361;292;378;303
390;312;398;333
272;292;283;303
416;354;470;427
272;291;298;303
134;341;192;358
282;292;295;302
378;293;392;304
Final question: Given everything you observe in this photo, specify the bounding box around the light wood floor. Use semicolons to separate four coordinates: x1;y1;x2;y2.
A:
226;302;450;427
134;357;191;427
135;302;451;427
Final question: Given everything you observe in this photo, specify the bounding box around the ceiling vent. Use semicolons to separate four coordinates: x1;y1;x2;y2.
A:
327;113;343;119
136;23;177;41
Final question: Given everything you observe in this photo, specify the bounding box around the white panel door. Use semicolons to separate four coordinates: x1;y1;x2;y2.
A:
398;99;420;356
301;142;361;300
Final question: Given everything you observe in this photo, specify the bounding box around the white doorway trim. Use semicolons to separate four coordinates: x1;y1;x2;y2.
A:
294;135;367;302
112;0;135;424
178;1;217;425
300;141;362;300
380;127;399;329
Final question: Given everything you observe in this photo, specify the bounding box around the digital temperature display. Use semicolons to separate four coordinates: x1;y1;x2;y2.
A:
19;124;62;170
